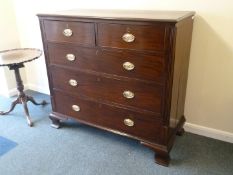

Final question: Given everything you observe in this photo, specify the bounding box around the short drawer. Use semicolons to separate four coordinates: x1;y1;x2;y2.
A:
47;43;165;83
43;20;95;46
97;23;166;51
50;66;163;114
53;90;163;143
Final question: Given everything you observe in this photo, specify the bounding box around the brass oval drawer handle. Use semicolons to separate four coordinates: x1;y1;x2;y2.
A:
72;105;80;112
63;28;73;37
123;62;135;71
69;79;78;87
122;33;135;43
124;118;134;127
123;90;134;99
66;54;76;61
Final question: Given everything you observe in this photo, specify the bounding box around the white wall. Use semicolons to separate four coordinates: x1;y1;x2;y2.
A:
0;0;26;97
12;0;233;140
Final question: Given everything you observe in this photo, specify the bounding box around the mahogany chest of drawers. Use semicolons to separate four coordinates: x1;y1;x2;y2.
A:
38;9;195;166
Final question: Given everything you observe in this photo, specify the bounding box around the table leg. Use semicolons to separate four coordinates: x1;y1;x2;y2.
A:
21;97;33;127
0;97;21;115
26;95;47;106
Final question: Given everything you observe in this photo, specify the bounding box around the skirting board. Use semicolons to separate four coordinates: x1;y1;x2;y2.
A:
26;84;50;95
6;84;49;97
184;123;233;144
6;85;29;97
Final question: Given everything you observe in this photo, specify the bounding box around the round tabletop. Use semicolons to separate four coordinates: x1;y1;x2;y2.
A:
0;48;42;66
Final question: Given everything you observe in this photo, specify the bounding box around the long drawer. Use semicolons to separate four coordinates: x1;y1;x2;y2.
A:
53;90;163;143
47;43;165;83
50;66;163;114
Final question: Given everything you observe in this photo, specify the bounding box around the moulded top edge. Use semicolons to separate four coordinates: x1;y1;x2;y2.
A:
37;9;195;22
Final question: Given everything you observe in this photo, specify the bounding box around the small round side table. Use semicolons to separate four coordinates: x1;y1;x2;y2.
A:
0;48;47;126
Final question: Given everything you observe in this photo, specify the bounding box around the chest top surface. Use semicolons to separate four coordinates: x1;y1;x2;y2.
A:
37;9;195;22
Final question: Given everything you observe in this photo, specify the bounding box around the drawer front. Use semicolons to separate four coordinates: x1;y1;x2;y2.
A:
43;20;95;46
50;66;163;114
53;90;163;142
47;43;165;82
97;23;166;51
